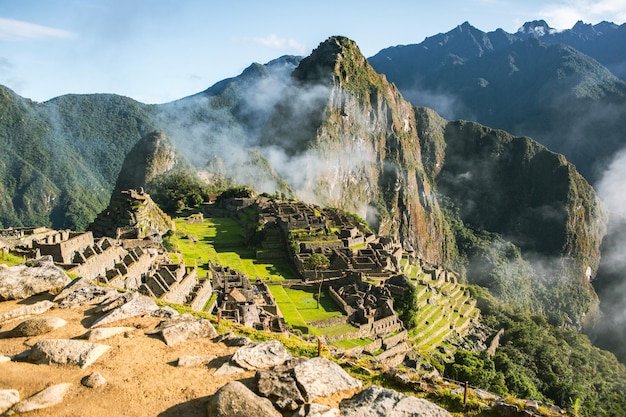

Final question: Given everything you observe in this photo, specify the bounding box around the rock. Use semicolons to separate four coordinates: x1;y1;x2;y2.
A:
256;368;305;410
207;380;282;417
177;355;216;367
146;314;217;346
81;372;107;388
213;361;248;376
0;256;70;300
0;355;11;364
214;332;252;347
0;390;19;414
6;383;71;415
82;326;135;341
27;339;111;368
340;385;452;417
293;403;340;417
55;279;119;309
231;340;292;370
0;300;54;323
89;293;158;328
150;306;179;318
96;292;137;313
6;317;67;337
293;357;362;402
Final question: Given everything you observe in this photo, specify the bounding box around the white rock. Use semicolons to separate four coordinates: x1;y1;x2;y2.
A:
7;383;71;415
0;256;70;300
231;340;292;370
7;317;67;337
90;294;158;328
0;390;19;414
0;300;54;323
294;357;362;402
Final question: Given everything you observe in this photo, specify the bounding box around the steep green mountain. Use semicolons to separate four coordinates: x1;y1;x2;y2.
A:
369;22;626;183
0;85;156;230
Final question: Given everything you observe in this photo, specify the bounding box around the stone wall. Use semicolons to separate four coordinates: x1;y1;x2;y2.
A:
190;278;213;311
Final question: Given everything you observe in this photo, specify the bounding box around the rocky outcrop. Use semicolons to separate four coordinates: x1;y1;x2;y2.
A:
0;390;19;414
0;256;70;300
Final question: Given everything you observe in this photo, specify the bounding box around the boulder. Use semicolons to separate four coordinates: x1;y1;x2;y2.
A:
27;339;111;368
81;372;107;388
82;326;135;341
293;403;340;417
146;314;217;346
293;357;362;402
0;300;54;323
207;380;281;417
339;385;452;417
213;361;248;376
256;368;305;410
0;256;70;300
0;390;19;414
6;383;71;415
150;306;179;318
89;293;158;328
231;340;292;370
6;317;67;337
214;332;252;347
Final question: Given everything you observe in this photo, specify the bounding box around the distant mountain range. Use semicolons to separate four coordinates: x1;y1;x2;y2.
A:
369;20;626;183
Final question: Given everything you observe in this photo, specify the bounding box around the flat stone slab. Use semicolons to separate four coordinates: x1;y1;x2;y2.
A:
82;326;135;341
6;383;71;415
293;357;362;402
231;340;292;370
0;256;70;300
0;300;54;323
339;385;452;417
27;339;111;368
6;317;67;337
90;294;158;328
0;390;19;414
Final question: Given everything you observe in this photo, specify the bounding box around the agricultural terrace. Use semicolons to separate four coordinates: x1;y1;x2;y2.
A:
168;216;298;280
168;215;350;335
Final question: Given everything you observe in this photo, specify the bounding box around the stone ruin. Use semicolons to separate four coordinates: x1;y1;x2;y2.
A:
89;188;175;240
208;261;285;331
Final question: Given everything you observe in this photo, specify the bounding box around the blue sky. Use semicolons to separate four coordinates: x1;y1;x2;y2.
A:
1;0;625;103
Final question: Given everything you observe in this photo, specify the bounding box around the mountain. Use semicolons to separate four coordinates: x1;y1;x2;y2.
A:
0;86;157;230
369;21;626;183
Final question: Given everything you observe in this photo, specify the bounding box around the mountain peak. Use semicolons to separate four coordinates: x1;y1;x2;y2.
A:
517;20;556;37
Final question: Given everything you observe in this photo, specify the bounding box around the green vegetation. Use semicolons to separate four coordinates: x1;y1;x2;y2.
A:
166;216;297;280
463;286;626;416
148;171;212;215
0;250;25;266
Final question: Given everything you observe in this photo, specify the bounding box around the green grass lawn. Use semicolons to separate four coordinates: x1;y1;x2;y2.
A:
268;285;346;335
169;216;298;280
0;251;25;266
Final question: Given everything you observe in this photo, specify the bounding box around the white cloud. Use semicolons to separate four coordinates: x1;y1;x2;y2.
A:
540;0;626;29
253;34;307;54
0;17;76;41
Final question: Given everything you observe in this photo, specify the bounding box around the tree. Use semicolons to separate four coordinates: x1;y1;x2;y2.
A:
304;253;330;309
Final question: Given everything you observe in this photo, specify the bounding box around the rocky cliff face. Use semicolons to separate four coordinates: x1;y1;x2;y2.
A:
260;36;453;264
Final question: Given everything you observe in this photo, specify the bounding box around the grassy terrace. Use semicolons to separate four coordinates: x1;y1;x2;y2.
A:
169;217;298;281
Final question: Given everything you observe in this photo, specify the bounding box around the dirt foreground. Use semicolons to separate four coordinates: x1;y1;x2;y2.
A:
0;293;260;417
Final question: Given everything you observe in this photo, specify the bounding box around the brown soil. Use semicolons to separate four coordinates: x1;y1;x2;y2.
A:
0;293;265;417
